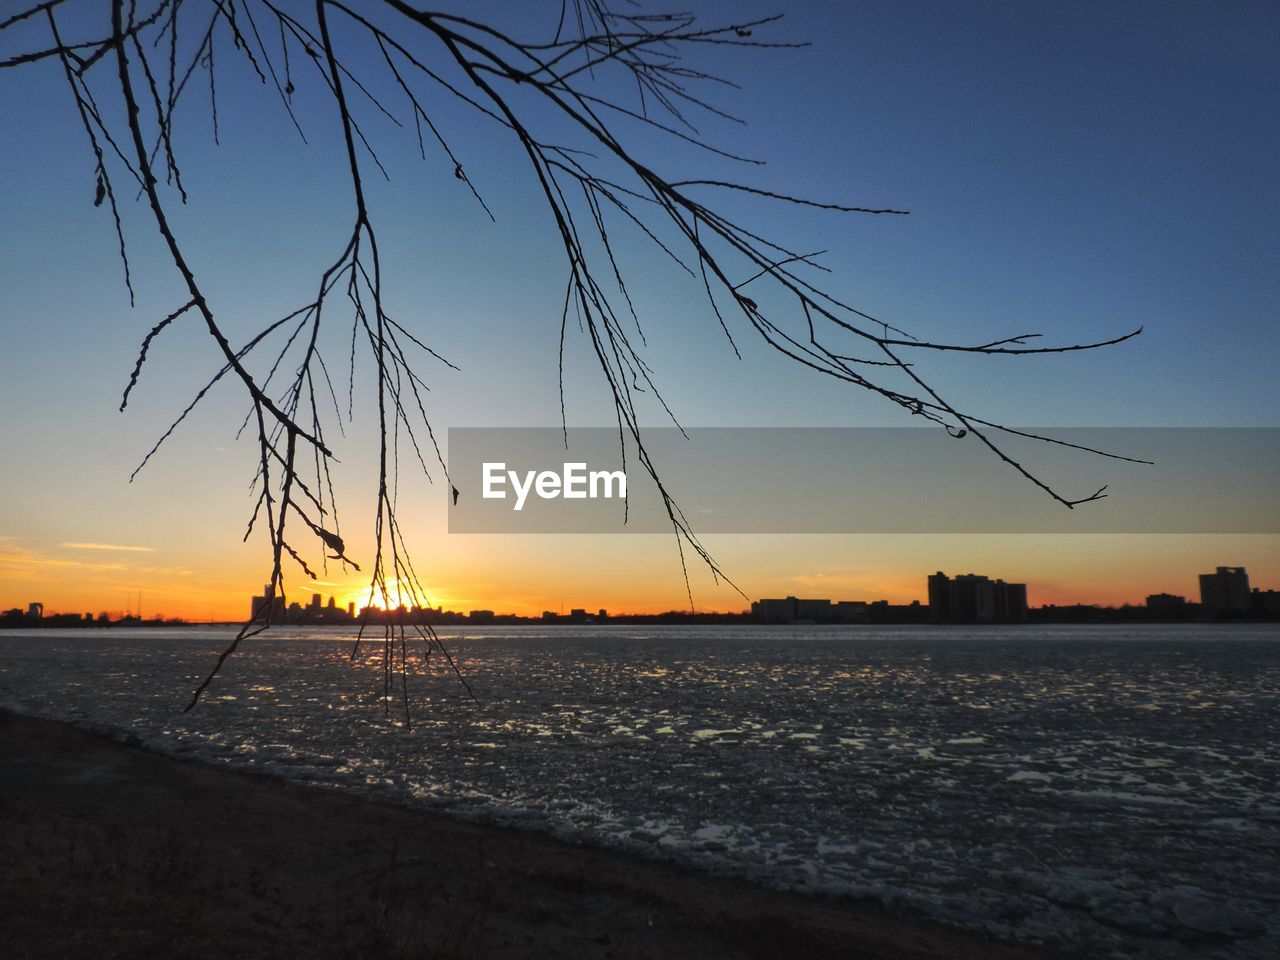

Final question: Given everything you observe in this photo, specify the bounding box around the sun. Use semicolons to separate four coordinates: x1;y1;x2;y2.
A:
339;579;454;614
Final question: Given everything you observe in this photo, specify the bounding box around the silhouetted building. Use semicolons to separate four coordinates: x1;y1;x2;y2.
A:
928;572;1027;623
834;600;869;623
796;598;832;621
752;597;805;622
867;599;929;624
1252;589;1280;618
927;573;951;621
26;602;43;620
1030;603;1110;623
752;595;925;624
1146;593;1191;619
752;597;836;623
250;584;285;621
1199;567;1250;618
994;581;1028;622
752;597;792;622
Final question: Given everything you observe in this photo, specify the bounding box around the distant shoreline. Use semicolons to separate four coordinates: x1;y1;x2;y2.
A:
4;613;1279;630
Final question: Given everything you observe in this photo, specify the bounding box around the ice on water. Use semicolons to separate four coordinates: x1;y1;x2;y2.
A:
2;624;1277;959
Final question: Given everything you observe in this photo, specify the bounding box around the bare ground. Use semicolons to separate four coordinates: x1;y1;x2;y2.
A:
0;710;1082;959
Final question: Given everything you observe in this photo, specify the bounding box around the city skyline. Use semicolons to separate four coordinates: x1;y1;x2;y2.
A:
7;562;1277;624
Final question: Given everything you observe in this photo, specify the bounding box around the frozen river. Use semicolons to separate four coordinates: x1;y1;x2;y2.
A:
2;623;1276;958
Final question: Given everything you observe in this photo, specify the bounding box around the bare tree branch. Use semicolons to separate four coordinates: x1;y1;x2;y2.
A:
1;0;1145;714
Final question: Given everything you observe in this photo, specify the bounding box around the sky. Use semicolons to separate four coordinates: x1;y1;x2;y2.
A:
1;0;1277;619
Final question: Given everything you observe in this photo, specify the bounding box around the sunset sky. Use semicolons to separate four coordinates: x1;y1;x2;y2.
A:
1;0;1277;620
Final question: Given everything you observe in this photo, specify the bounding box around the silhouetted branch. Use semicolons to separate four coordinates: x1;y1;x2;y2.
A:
120;297;196;410
0;0;1145;713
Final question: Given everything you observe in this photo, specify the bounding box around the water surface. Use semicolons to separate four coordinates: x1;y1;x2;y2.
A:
2;623;1276;959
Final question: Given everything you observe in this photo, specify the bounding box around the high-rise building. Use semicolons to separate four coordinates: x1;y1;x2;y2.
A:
928;572;1027;623
927;573;952;622
250;584;284;621
1199;567;1250;617
994;581;1028;623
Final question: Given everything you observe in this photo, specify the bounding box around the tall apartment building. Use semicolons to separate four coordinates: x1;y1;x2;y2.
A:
928;571;1027;623
1199;566;1250;617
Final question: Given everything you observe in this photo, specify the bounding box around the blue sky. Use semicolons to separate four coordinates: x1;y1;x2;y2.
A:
0;0;1276;616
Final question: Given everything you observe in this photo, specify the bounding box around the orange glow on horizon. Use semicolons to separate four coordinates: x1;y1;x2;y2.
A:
4;577;1272;623
4;533;1277;622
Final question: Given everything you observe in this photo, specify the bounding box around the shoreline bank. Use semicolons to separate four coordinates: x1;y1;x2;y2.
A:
0;708;1074;959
